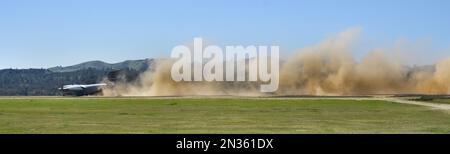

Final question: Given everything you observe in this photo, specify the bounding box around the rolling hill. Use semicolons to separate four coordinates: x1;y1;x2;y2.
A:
49;59;153;72
0;59;154;96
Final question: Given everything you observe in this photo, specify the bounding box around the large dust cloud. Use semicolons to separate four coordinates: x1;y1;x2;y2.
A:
102;28;450;96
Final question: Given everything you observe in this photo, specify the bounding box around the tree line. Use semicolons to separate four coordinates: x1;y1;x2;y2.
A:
0;68;140;96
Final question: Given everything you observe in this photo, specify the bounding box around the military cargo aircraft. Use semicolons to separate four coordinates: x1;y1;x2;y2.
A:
59;83;107;96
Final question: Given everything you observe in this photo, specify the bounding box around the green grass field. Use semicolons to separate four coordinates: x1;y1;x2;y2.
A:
0;98;449;134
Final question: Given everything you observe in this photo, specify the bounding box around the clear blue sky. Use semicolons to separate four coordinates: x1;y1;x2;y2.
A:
0;0;449;68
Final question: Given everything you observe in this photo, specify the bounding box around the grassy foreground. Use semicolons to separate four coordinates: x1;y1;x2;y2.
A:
0;98;449;134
